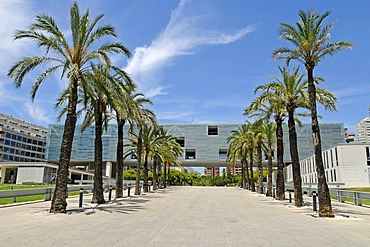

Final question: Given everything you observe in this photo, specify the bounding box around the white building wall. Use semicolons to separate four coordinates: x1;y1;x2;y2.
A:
336;145;369;187
16;167;44;184
285;144;370;188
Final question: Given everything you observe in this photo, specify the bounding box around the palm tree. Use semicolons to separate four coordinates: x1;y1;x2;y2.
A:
261;66;307;206
262;121;276;197
161;139;183;187
227;124;249;189
250;120;265;194
112;87;152;198
8;2;130;213
246;97;286;199
273;8;352;217
128;106;156;195
80;65;131;204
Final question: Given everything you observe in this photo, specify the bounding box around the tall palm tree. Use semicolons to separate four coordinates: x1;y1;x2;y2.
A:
250;120;265;194
80;65;131;204
8;2;130;213
161;139;183;187
260;66;337;206
112;88;152;198
262;66;307;206
273;8;352;217
262;121;276;197
246;99;286;199
128;107;156;195
227;124;249;189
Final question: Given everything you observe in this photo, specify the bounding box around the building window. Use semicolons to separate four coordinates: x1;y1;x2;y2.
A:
185;149;196;160
208;126;218;135
366;147;370;166
175;137;185;147
333;169;337;181
219;149;227;161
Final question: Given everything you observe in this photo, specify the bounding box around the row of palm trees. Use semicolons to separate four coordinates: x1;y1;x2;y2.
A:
228;8;351;217
7;2;183;213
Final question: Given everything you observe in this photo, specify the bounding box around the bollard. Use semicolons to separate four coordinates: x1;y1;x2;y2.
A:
128;184;131;197
272;188;275;198
289;191;292;203
108;186;112;201
312;191;317;212
79;188;83;208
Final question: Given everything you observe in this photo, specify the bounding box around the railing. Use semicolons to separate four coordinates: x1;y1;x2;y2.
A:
0;185;93;202
285;184;370;206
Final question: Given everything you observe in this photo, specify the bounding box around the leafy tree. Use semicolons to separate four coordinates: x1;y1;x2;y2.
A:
273;8;352;217
8;2;129;213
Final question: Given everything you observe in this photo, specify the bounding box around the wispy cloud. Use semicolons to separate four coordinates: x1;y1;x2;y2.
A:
125;0;255;97
332;84;370;105
24;101;51;124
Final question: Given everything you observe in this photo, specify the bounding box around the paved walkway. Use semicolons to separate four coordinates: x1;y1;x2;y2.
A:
0;186;369;247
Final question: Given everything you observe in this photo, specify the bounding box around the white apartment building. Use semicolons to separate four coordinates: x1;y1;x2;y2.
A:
357;116;370;143
284;143;370;188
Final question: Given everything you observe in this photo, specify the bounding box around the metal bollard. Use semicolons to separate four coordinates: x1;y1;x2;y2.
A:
79;188;83;208
289;191;292;203
128;185;131;197
108;186;112;201
272;188;276;198
312;191;317;212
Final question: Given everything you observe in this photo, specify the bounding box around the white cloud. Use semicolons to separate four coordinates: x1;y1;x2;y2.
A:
156;111;194;121
125;0;255;97
24;101;51;124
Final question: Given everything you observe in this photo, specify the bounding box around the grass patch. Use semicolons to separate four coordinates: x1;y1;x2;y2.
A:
331;195;370;206
0;184;89;205
343;187;370;192
0;184;53;190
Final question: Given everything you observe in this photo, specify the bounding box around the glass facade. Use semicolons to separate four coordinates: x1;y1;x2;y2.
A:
46;123;345;165
0;113;47;162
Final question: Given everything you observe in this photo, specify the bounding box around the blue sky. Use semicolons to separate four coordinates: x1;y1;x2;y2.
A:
0;0;369;132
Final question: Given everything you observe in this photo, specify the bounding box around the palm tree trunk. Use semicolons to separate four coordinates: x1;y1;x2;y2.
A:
135;128;143;195
244;160;251;190
288;109;304;207
158;161;163;189
257;144;263;194
143;151;149;193
249;150;255;192
307;67;334;217
50;79;78;213
275;117;285;200
92;106;105;204
267;142;273;197
167;166;171;187
163;161;167;188
244;159;250;190
115;118;125;198
241;161;246;189
153;156;158;190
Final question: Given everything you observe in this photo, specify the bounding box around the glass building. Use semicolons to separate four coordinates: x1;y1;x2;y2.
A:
46;122;345;176
0;113;47;163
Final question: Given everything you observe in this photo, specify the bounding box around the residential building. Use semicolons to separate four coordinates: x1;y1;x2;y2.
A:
356;108;370;143
204;167;220;177
0;113;47;162
283;143;370;188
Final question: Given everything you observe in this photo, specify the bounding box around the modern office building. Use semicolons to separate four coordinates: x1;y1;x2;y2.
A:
46;122;345;179
284;143;370;188
0;113;48;162
344;128;356;143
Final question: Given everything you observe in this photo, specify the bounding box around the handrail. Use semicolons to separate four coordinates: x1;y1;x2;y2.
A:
284;184;370;206
0;185;93;201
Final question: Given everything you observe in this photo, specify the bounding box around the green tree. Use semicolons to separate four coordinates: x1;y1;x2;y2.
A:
273;8;352;217
8;2;129;213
